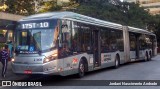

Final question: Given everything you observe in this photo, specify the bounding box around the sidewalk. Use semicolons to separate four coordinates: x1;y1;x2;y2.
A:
0;62;27;80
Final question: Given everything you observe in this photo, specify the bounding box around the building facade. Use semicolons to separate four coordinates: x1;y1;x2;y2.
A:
0;12;25;49
123;0;160;15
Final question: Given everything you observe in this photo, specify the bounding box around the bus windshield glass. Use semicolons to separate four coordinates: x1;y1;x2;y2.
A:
16;19;59;53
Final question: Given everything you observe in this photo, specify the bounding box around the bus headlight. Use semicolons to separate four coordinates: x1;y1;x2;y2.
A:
44;50;58;63
44;58;50;63
43;54;58;63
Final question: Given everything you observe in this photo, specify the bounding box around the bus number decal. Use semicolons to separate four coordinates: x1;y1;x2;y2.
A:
40;22;49;28
22;22;49;29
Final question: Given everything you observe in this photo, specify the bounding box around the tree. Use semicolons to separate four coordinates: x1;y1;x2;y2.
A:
0;0;7;11
38;0;62;13
38;0;80;13
2;0;35;15
62;0;79;11
68;0;152;29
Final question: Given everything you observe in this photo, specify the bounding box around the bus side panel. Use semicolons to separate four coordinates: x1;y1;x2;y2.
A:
88;54;94;71
101;53;115;68
119;51;125;64
101;51;123;68
130;51;136;61
140;49;147;60
61;55;78;76
61;53;90;76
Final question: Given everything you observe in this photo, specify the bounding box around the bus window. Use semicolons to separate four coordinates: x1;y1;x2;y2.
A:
80;24;92;52
139;35;147;50
72;22;81;52
129;33;136;51
21;32;28;45
72;22;92;53
101;28;110;52
101;28;118;52
59;20;72;57
16;19;59;53
110;30;117;51
116;30;124;51
53;24;59;47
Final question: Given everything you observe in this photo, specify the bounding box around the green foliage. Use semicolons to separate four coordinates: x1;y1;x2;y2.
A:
38;0;80;13
68;1;151;29
3;0;35;16
67;0;160;44
1;0;160;44
38;0;62;13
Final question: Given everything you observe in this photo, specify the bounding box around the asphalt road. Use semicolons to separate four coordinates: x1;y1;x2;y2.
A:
1;55;160;89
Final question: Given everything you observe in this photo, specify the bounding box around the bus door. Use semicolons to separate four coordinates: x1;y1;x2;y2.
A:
129;33;140;60
129;33;137;60
135;34;140;59
93;30;101;67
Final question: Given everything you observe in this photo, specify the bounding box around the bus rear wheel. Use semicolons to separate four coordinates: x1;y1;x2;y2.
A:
114;55;120;68
78;60;85;78
144;52;149;61
149;51;152;61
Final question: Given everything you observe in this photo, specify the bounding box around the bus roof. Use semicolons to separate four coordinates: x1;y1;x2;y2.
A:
19;11;155;36
20;11;122;30
128;26;155;36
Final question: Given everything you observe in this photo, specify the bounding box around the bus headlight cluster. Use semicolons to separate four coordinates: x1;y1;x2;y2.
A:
43;54;57;63
44;58;50;62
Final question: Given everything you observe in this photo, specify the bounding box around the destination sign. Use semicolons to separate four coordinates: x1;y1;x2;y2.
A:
22;22;49;29
18;19;57;29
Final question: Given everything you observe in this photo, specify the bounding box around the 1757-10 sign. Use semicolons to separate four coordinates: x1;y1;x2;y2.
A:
18;19;56;29
21;22;49;29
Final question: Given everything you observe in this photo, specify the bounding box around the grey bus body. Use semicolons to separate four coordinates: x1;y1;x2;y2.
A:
11;11;157;76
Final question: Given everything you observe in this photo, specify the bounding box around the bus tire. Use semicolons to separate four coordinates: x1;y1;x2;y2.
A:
149;51;152;61
114;55;120;69
78;60;85;78
144;52;148;61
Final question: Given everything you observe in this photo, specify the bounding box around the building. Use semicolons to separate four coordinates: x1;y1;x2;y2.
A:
140;0;160;15
0;12;25;49
122;0;160;15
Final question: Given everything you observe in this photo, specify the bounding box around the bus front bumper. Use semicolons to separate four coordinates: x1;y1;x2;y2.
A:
11;62;60;75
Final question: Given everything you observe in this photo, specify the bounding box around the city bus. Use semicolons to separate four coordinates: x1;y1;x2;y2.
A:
11;11;157;77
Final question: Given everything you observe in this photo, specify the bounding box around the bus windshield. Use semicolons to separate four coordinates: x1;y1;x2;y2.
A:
16;19;59;53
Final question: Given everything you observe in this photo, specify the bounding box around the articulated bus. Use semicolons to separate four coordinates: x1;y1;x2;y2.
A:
11;11;157;77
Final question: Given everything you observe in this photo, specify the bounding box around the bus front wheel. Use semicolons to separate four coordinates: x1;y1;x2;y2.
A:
78;60;85;78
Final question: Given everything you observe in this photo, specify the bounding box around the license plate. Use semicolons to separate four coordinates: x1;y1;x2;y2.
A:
24;70;32;74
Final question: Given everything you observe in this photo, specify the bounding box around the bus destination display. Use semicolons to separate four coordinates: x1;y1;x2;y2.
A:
18;19;57;29
22;22;49;29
